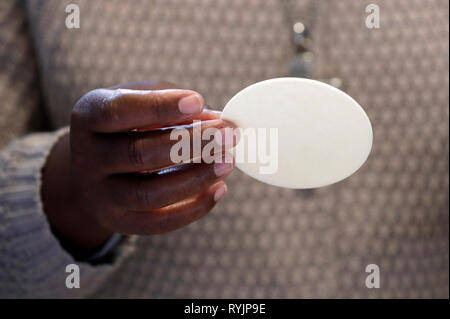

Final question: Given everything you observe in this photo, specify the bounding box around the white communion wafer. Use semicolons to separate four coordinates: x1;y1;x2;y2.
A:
221;78;373;189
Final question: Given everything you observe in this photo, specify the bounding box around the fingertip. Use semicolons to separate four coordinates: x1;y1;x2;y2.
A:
178;92;205;114
214;162;234;177
221;119;238;129
202;109;222;119
213;126;241;148
212;182;227;202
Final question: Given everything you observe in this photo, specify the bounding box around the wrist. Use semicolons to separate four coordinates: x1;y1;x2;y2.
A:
41;133;113;255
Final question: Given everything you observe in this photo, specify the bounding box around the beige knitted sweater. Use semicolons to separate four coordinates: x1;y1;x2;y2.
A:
0;0;448;298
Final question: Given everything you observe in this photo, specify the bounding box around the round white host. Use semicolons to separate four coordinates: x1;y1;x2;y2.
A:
221;78;373;189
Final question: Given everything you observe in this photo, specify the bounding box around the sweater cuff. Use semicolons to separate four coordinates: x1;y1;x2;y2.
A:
0;128;137;298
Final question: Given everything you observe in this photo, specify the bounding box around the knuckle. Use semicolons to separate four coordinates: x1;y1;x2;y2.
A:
72;89;114;129
94;90;119;126
127;137;145;168
133;181;152;209
146;91;168;115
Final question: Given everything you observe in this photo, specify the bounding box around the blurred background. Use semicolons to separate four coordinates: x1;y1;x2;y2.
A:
0;0;448;298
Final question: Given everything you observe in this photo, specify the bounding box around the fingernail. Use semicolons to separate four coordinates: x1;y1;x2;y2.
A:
178;93;203;114
214;162;234;177
214;184;227;202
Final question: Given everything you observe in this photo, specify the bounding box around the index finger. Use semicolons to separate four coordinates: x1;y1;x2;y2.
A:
72;88;205;133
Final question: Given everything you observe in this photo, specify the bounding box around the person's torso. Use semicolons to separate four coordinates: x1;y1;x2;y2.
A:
27;0;449;298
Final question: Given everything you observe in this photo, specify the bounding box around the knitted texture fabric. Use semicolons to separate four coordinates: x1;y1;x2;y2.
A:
0;0;448;298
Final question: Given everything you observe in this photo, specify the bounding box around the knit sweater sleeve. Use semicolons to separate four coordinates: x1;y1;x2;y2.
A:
0;129;137;298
